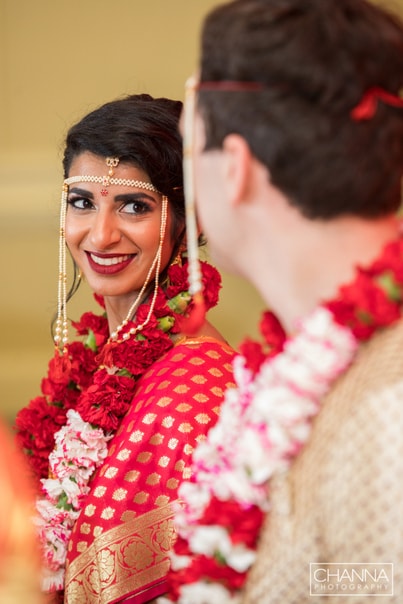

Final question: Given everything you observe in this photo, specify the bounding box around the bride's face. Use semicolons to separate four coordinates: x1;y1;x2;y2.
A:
65;151;175;301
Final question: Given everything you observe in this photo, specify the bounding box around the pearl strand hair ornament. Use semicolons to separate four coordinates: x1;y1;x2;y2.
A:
109;194;169;343
181;75;270;300
54;163;163;353
54;183;69;353
183;75;202;298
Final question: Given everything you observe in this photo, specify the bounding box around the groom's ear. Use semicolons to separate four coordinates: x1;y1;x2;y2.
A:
221;133;254;207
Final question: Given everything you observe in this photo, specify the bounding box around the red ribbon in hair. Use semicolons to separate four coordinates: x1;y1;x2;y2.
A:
351;87;403;121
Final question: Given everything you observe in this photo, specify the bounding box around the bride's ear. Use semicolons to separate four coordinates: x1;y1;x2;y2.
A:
221;134;253;207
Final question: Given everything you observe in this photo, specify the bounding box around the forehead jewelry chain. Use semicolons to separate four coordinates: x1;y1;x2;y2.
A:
101;157;119;196
65;175;159;192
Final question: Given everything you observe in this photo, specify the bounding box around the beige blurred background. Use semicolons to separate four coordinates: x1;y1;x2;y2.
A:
0;0;267;423
1;0;402;424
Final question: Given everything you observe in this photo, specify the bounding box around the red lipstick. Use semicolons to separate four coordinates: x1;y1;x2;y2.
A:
85;252;135;275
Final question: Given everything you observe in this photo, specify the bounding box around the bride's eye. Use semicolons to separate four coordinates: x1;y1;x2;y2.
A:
67;196;94;211
120;200;153;215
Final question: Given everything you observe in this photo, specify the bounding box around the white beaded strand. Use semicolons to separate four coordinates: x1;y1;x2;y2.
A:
64;175;160;193
109;195;169;343
54;183;69;353
183;76;203;297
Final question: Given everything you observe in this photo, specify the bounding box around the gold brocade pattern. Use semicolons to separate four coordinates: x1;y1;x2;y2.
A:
64;337;235;603
66;504;175;604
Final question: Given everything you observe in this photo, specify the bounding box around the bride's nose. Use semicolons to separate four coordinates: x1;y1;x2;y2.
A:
89;208;121;249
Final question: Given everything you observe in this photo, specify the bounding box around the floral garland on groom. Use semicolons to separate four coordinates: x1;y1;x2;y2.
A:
162;236;403;604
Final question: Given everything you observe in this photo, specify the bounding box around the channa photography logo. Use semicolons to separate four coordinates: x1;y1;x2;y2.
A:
310;563;394;597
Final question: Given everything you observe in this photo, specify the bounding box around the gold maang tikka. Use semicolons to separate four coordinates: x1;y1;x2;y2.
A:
101;157;119;196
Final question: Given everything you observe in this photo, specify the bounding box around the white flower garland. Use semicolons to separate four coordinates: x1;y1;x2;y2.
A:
35;410;112;591
163;307;358;604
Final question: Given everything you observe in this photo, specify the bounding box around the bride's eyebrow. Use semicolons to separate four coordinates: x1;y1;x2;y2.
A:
68;187;94;199
67;189;158;204
114;192;158;204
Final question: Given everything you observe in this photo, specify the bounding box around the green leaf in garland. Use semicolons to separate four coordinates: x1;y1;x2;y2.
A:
67;380;80;392
84;329;98;352
356;309;374;325
117;368;133;378
53;400;65;408
376;271;403;302
56;491;74;511
168;291;192;314
214;550;227;565
158;315;175;332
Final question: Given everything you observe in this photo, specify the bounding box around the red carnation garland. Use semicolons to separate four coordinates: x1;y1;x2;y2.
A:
239;311;286;375
15;259;222;593
15;259;221;485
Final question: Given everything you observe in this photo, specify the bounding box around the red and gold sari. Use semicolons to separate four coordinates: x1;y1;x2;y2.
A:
64;335;235;603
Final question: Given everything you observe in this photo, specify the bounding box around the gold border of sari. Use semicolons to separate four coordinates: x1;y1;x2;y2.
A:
64;502;176;603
